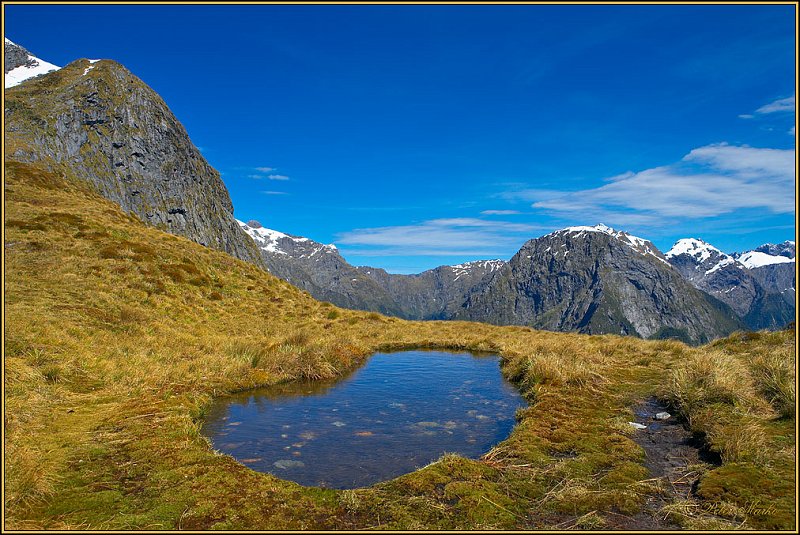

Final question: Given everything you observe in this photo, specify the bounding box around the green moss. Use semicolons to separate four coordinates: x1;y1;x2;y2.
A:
697;463;795;529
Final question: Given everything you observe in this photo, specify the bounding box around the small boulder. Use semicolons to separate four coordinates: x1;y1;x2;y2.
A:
628;422;647;430
273;459;305;469
654;412;671;420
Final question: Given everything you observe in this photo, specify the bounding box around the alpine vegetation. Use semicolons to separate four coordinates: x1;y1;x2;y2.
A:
3;24;795;533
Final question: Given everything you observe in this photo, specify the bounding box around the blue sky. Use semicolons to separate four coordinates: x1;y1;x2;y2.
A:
5;4;796;273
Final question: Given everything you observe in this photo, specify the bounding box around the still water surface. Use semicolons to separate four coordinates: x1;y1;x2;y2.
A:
202;350;526;489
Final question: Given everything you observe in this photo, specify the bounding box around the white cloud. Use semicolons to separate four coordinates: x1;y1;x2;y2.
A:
255;167;275;173
529;143;795;221
261;191;288;195
738;114;755;119
481;209;521;215
790;126;796;136
268;174;290;181
755;95;795;114
248;174;265;179
336;218;545;256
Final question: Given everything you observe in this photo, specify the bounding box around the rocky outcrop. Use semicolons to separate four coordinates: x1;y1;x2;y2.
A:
453;226;743;344
4;55;263;266
4;39;37;73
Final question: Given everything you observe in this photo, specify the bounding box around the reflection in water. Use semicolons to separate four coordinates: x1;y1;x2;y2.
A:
202;351;526;489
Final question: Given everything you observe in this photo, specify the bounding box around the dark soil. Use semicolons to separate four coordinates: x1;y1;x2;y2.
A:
608;396;720;530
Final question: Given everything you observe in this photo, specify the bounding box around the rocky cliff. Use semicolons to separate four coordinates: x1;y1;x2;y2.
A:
4;50;263;267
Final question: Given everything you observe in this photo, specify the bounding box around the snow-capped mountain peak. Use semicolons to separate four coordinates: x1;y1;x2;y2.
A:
665;238;726;263
238;219;336;257
736;250;795;269
550;223;668;264
4;38;60;89
667;238;797;271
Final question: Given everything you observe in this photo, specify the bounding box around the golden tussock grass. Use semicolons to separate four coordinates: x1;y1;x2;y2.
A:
3;160;796;530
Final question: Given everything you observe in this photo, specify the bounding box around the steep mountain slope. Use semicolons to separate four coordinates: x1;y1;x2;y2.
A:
239;220;404;315
356;260;506;320
4;38;60;88
666;238;795;330
4;50;263;266
453;225;743;344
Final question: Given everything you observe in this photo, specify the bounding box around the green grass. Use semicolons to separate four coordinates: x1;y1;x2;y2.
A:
3;159;796;530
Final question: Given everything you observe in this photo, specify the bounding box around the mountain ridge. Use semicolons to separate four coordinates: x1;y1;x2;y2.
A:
4;51;265;267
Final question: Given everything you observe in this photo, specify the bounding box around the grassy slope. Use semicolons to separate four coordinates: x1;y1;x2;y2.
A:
3;160;796;530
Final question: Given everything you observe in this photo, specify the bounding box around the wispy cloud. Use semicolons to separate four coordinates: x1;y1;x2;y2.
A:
336;218;546;257
481;209;521;215
790;126;796;136
248;166;290;180
756;94;795;114
523;143;795;224
261;191;288;195
741;94;795;118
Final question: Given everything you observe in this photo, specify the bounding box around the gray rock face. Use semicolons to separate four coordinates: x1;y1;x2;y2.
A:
5;57;264;267
4;39;36;73
453;227;743;344
750;263;796;300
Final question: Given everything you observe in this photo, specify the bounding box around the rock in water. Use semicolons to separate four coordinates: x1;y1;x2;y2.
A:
273;459;305;469
629;422;647;430
654;412;672;420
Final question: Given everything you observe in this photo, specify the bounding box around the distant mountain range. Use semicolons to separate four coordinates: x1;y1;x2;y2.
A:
666;238;795;330
4;40;794;345
244;220;794;344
